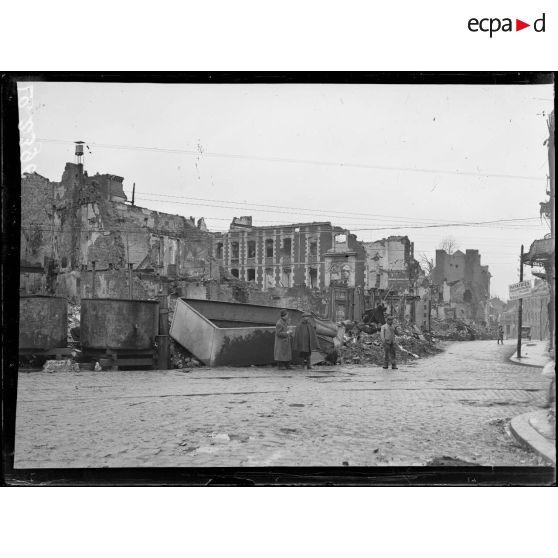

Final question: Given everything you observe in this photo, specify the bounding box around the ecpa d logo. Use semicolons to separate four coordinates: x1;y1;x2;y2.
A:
468;13;545;37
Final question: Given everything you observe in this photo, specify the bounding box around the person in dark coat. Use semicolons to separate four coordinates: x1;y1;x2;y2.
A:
293;313;319;369
497;324;504;344
371;302;386;325
274;310;293;369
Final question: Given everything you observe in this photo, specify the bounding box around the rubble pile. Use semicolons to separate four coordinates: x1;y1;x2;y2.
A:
169;338;204;369
67;303;81;344
338;319;441;366
430;318;496;341
43;359;80;373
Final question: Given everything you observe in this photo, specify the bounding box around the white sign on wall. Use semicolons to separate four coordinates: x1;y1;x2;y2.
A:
509;280;532;300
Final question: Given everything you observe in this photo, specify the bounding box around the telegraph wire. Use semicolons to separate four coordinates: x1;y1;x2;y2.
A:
130;192;489;225
132;195;542;230
132;192;544;227
36;138;545;181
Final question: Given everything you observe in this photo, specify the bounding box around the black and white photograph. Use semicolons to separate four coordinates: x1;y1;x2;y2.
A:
6;75;554;475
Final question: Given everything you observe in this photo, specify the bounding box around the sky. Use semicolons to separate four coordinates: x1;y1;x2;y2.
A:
17;80;554;299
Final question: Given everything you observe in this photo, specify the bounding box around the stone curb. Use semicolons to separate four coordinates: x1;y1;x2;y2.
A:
509;356;545;368
510;410;556;464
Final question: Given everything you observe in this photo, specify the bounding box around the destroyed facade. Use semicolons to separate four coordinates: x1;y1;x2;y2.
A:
430;248;491;322
213;216;365;290
20;157;499;330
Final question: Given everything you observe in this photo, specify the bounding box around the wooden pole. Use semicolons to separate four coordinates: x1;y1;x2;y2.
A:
157;283;169;370
91;260;96;299
516;245;524;358
128;263;133;300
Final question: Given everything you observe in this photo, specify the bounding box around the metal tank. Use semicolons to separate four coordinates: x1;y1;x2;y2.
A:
80;298;159;351
19;295;67;351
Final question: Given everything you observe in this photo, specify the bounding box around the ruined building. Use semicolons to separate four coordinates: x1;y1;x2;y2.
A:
213;217;366;291
20;157;215;299
363;235;422;293
431;249;491;321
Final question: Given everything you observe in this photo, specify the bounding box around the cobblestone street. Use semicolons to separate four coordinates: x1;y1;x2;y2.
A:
14;340;550;467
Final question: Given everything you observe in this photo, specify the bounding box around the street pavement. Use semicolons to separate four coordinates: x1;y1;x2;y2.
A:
14;340;551;468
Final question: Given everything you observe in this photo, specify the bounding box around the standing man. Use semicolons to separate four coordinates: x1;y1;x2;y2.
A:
275;310;293;370
497;324;504;344
293;313;319;369
380;316;398;370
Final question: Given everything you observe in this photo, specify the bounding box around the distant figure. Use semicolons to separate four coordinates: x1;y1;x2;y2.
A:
293;313;319;369
371;302;386;326
497;324;504;344
274;310;293;370
380;316;399;370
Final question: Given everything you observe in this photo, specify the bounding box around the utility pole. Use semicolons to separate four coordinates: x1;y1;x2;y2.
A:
516;244;524;358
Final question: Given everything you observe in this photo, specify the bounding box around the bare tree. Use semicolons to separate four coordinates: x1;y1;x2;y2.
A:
419;252;435;276
438;236;459;255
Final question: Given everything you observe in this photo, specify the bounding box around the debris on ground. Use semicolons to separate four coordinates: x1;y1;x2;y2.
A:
429;318;496;341
67;303;80;340
67;303;82;353
169;338;204;369
43;359;80;373
338;318;441;366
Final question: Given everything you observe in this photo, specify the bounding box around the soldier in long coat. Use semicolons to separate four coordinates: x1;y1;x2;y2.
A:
293;313;319;369
274;310;293;369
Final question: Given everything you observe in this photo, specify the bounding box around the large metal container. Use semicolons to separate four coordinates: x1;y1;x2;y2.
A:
170;298;339;367
80;298;159;351
19;295;67;351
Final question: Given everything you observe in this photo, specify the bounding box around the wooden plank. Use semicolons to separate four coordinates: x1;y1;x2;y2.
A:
113;358;154;366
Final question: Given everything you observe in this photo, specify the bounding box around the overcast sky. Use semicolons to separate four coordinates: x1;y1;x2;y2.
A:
18;81;553;299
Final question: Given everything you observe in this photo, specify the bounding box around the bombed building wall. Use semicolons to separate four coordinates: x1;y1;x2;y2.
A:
363;236;418;291
214;220;348;290
20;163;217;294
433;249;490;301
205;279;328;314
432;248;491;323
20;172;56;267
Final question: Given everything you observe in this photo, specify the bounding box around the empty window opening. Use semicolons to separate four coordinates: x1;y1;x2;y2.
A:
231;241;239;259
281;238;292;256
309;241;318;256
281;267;292;287
216;242;224;259
309;267;318;288
231;268;239;278
247;240;256;259
247;268;256;281
264;268;275;289
265;239;274;258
